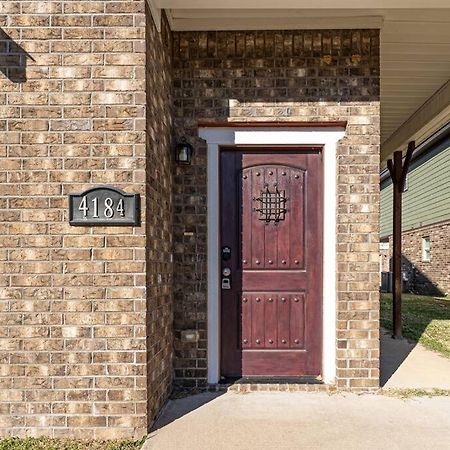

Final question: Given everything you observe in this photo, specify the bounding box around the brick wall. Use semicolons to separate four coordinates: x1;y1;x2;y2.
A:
0;0;172;439
145;10;174;424
172;30;381;390
1;8;382;438
386;221;450;296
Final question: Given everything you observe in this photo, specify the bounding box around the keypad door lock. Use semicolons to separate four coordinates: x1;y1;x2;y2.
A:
221;266;231;290
221;278;231;290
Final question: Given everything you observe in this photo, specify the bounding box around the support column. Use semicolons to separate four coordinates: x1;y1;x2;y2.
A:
387;141;415;339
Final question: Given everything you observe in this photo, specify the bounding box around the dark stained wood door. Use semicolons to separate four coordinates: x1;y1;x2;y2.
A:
220;147;323;377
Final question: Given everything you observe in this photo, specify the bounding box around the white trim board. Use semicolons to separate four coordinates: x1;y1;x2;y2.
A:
146;0;162;31
170;16;383;31
199;126;345;385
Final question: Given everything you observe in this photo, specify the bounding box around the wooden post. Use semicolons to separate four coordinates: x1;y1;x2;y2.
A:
386;141;415;339
390;151;403;338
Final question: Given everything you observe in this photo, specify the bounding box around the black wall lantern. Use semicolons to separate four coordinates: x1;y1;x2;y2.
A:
175;137;194;165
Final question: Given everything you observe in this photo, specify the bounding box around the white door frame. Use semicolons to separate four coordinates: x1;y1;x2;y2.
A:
199;126;345;384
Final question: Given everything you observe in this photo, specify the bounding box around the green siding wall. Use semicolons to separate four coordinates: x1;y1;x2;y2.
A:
380;140;450;238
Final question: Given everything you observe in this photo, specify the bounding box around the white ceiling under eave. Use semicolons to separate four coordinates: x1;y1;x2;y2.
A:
156;1;450;8
148;2;450;159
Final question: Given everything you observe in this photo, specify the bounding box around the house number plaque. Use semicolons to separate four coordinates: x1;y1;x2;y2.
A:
68;186;140;226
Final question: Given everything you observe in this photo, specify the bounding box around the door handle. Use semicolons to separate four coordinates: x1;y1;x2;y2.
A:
222;246;231;261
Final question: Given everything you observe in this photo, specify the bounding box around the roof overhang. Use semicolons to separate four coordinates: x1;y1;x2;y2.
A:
147;1;450;162
154;1;450;8
381;81;450;164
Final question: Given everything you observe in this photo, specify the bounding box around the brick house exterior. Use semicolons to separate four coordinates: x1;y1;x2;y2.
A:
380;135;450;296
172;30;380;389
1;1;380;439
382;221;450;296
398;221;450;296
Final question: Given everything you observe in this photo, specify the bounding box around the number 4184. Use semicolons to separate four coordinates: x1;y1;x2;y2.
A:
78;197;125;219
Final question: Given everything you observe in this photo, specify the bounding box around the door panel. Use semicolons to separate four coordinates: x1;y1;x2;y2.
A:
242;165;306;270
220;148;322;378
241;293;305;350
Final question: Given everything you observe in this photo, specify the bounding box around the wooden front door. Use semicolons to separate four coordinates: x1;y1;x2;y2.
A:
220;147;323;377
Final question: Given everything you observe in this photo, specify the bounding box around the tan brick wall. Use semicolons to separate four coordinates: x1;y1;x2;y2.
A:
1;9;382;438
0;0;173;439
172;30;381;390
145;10;174;423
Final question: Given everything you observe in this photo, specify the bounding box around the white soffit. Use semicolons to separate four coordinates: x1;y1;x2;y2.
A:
158;1;450;8
380;9;450;150
381;82;450;163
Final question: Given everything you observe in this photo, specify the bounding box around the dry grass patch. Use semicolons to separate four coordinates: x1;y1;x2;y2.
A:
381;388;450;399
0;437;145;450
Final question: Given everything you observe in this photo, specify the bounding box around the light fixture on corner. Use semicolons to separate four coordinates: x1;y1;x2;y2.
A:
175;137;194;165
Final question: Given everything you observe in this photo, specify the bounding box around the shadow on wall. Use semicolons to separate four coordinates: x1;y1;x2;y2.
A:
401;254;445;297
0;28;34;83
381;254;446;297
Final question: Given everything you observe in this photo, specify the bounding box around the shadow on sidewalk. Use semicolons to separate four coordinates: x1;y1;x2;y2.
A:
379;329;415;386
151;391;225;432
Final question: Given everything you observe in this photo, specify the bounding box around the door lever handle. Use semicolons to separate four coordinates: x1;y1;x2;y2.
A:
222;246;231;261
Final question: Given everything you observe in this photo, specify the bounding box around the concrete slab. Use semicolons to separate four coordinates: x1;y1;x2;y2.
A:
380;329;450;389
144;391;450;450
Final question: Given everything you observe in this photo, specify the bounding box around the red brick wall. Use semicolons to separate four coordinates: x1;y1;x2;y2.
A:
172;30;381;390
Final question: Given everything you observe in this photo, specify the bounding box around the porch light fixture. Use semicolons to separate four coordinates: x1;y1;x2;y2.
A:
175;137;194;165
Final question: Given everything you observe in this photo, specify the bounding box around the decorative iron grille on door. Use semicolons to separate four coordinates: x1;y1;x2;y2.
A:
253;186;288;222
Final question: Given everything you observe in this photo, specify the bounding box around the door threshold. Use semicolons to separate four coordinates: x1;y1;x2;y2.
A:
220;376;323;385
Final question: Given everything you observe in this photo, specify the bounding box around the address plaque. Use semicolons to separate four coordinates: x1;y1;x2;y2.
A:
68;186;140;226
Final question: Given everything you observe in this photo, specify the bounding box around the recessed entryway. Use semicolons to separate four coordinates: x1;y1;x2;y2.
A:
199;124;346;385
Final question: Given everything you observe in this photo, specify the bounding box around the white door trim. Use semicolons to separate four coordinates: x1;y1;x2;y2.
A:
199;126;345;385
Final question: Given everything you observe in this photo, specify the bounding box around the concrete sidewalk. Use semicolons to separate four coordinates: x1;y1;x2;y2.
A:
380;329;450;388
143;391;450;450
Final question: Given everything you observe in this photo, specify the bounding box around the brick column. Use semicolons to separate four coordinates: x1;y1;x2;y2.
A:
0;0;173;439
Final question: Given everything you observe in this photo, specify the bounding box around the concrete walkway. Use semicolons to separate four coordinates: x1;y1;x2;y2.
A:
380;329;450;388
144;391;450;450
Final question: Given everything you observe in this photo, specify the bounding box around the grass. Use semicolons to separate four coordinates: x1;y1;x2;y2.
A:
380;293;450;358
0;437;146;450
381;388;450;399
